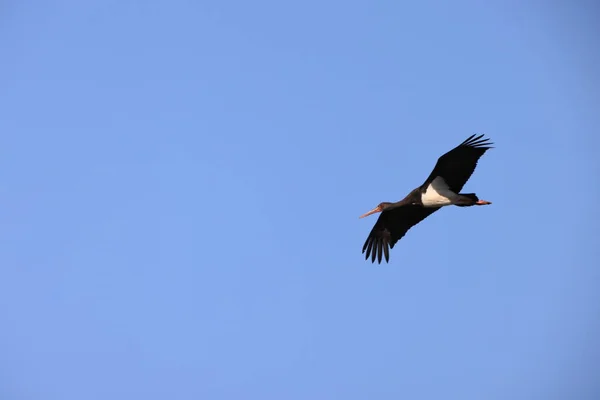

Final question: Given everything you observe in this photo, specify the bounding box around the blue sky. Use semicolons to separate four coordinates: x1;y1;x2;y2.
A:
1;1;599;399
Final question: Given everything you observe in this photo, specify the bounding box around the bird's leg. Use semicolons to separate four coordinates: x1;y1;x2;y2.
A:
475;200;492;205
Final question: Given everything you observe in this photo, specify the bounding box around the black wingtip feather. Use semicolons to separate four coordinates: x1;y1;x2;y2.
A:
363;238;373;260
361;235;391;264
460;133;494;149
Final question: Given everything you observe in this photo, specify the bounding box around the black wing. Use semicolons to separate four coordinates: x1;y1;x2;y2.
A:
423;134;493;193
362;205;441;264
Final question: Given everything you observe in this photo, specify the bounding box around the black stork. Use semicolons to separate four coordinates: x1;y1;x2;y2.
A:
359;134;494;264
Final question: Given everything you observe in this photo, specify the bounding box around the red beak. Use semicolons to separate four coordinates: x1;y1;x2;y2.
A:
359;205;383;219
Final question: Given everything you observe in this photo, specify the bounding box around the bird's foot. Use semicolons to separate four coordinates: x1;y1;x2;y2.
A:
476;200;492;205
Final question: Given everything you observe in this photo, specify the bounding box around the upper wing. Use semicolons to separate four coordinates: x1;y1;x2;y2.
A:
362;205;440;264
423;134;494;193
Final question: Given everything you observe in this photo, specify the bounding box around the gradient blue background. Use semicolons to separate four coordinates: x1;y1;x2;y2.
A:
1;1;599;399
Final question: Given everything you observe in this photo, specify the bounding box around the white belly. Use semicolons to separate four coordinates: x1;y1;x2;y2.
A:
421;176;459;207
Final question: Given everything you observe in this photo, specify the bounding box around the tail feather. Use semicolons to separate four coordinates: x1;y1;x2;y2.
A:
459;193;479;202
455;193;479;207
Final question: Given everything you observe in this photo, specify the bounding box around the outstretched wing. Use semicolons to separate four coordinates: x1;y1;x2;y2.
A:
362;205;441;264
423;134;493;193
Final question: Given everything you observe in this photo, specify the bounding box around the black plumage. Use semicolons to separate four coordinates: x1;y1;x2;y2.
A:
360;134;494;264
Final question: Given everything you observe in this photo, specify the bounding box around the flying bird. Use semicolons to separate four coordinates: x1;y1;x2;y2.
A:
359;134;494;263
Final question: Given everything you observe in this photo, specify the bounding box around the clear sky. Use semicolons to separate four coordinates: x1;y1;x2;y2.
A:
1;1;599;399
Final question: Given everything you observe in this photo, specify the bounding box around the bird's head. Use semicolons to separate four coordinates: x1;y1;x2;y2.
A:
359;202;394;218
